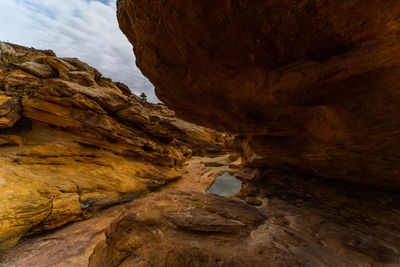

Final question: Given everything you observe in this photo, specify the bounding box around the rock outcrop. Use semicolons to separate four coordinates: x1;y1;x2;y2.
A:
117;0;400;188
89;191;266;266
89;177;400;266
0;42;230;253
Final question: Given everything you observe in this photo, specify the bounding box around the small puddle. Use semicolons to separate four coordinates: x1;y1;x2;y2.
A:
207;172;242;196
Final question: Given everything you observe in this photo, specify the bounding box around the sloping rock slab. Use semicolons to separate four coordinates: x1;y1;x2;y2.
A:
89;191;266;266
1;204;126;267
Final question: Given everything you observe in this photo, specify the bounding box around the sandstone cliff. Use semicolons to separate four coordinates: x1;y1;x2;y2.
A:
0;42;230;253
117;0;400;188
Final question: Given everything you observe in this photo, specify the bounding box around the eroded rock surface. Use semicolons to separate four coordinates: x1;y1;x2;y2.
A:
1;154;241;266
0;42;230;253
89;191;266;267
117;0;400;188
88;171;400;267
1;204;127;267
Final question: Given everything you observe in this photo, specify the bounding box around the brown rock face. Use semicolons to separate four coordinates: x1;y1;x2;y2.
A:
89;191;266;266
117;0;400;188
2;204;127;267
0;42;229;253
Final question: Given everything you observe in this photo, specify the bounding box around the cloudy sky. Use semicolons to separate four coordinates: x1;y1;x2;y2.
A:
0;0;159;102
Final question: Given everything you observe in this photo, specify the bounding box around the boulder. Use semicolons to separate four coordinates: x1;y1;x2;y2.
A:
89;191;266;266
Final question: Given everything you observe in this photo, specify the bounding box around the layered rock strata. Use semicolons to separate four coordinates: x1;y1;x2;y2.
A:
1;154;242;266
0;42;230;253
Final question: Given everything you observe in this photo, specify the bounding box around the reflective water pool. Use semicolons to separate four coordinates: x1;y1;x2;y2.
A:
207;172;242;196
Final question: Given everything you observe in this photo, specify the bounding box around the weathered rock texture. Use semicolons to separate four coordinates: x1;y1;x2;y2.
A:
0;42;230;253
1;204;127;267
89;191;266;266
1;154;241;266
117;0;400;188
89;175;400;267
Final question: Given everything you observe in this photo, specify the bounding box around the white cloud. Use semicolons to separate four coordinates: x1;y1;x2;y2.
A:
0;0;159;102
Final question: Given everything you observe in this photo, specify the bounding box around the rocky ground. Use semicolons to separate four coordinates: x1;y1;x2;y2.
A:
88;162;400;266
0;154;240;267
5;153;397;266
4;152;398;266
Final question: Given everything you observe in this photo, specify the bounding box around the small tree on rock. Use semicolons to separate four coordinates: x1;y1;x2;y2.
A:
139;92;147;102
